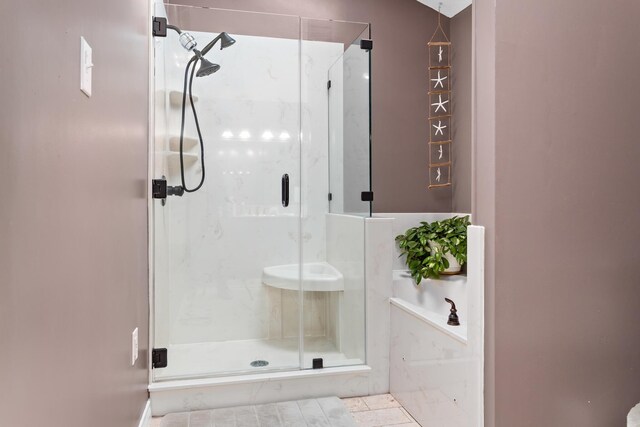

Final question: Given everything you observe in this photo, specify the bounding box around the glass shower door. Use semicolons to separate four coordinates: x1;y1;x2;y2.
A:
152;4;302;380
151;3;371;383
300;18;371;370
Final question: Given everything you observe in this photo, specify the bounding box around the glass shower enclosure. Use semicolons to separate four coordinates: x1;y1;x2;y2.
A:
151;3;371;382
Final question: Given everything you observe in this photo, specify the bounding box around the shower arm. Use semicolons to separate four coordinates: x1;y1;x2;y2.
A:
166;24;182;34
189;34;225;63
166;29;225;61
199;33;225;56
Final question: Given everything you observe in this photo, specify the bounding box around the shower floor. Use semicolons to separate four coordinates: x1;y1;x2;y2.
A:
154;336;362;380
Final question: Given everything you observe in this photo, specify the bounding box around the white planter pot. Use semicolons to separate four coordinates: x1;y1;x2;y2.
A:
428;241;462;274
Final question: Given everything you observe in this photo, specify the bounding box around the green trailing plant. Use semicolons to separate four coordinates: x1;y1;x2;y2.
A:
395;215;470;283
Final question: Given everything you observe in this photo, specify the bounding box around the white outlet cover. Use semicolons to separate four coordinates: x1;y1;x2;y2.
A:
132;327;139;366
80;36;92;97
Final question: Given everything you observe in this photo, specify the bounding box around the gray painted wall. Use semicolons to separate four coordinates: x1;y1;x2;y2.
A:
474;1;497;424
0;1;150;426
451;5;472;213
475;0;640;425
167;0;454;212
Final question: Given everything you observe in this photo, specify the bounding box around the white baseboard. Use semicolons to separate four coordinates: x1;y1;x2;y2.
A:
138;399;152;427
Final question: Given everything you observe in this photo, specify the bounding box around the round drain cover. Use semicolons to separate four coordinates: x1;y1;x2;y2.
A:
250;360;269;367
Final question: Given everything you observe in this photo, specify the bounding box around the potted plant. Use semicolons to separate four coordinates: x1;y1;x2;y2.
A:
395;215;470;283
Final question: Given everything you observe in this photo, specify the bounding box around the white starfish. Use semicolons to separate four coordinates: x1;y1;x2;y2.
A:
438;145;443;159
436;167;442;182
438;46;444;62
433;120;447;136
431;94;449;113
431;70;448;89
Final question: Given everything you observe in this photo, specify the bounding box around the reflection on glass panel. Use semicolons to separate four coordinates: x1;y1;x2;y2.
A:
328;27;372;217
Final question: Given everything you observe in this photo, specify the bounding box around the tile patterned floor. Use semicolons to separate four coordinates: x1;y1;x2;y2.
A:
343;395;420;427
152;397;356;426
151;394;419;427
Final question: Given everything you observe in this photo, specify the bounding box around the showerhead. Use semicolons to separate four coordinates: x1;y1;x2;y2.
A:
196;57;221;77
219;32;236;49
200;32;236;56
191;49;220;77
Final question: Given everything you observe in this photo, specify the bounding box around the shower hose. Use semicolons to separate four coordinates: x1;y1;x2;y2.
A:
178;55;206;193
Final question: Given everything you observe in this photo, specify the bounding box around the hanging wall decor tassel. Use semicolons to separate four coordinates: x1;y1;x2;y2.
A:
428;3;452;189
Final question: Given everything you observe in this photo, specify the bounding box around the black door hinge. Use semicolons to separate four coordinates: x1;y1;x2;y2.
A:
152;178;184;206
361;191;374;202
153;17;167;37
328;192;333;201
152;178;167;199
152;348;168;369
312;358;324;369
327;80;332;90
360;39;373;51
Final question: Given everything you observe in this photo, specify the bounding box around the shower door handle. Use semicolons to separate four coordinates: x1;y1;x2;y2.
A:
281;174;289;207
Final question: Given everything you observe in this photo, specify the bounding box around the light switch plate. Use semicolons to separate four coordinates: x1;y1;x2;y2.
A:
80;36;92;97
132;327;139;366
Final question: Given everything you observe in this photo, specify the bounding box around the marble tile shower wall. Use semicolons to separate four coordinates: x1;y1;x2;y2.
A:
154;32;344;346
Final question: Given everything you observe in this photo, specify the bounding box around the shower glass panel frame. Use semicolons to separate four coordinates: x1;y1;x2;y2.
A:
327;25;373;217
151;2;371;383
300;17;371;370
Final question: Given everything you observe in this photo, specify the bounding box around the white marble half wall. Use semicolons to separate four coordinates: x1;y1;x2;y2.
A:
388;224;484;427
326;214;366;363
326;214;393;395
364;217;393;395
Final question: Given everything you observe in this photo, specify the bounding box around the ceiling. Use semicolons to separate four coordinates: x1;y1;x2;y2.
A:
416;0;472;18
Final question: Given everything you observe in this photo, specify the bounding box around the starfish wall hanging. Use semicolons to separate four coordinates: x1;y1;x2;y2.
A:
427;3;452;189
431;70;448;89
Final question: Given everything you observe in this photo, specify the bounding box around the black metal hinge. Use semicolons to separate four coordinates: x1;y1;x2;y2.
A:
361;191;374;202
360;39;373;51
327;80;332;90
152;178;167;199
328;192;333;201
152;348;168;369
153;17;167;37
